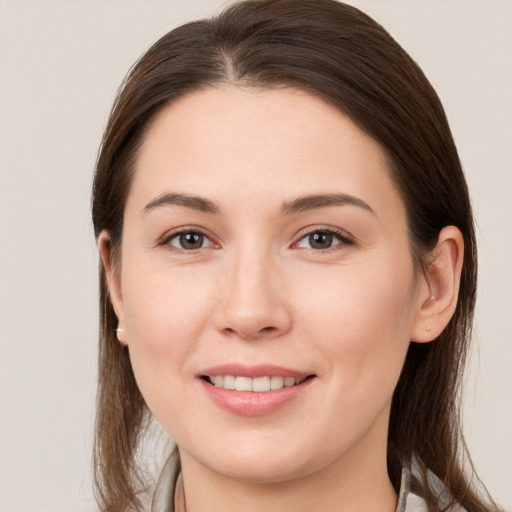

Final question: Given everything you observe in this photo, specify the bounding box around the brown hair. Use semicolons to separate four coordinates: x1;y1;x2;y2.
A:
91;1;496;510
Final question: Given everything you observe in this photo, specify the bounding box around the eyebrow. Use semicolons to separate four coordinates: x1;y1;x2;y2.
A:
280;193;375;215
142;192;221;215
142;191;374;216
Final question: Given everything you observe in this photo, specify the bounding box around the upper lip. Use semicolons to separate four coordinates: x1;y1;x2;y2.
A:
198;364;313;379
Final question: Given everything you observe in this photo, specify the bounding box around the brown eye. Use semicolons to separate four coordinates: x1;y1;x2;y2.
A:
309;232;333;249
295;229;349;251
180;232;204;249
168;231;210;250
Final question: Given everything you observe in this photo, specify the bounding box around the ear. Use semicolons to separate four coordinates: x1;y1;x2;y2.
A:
99;230;127;345
410;226;464;343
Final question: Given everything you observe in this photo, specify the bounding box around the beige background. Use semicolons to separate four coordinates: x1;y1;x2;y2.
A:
0;1;510;511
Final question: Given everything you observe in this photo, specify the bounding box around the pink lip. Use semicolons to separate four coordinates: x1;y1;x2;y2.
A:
197;364;315;417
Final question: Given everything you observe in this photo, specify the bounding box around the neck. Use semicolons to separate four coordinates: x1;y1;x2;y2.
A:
178;412;397;512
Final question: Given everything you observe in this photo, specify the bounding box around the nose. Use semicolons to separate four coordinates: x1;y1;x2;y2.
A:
214;248;292;341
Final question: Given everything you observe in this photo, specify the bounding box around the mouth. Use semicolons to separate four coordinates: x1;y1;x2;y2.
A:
198;364;318;415
202;374;313;392
198;364;316;415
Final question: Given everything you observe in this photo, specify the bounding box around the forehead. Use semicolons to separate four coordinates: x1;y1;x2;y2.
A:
129;86;404;222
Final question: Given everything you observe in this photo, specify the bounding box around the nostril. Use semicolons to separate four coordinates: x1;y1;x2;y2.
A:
221;325;280;339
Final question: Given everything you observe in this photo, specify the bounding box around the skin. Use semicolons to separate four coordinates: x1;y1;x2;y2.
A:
101;87;463;512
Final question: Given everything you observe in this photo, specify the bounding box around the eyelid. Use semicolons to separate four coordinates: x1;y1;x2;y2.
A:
292;225;355;250
159;225;219;250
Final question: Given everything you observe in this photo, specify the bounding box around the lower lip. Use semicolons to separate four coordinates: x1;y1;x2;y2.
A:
199;377;314;416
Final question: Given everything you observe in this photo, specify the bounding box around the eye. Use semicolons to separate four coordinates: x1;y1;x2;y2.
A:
165;230;215;250
294;229;352;250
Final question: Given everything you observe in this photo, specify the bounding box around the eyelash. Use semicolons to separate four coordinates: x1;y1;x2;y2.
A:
293;226;355;252
159;226;218;252
159;226;354;252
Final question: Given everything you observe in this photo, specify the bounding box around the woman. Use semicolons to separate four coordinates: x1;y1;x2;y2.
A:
91;1;499;511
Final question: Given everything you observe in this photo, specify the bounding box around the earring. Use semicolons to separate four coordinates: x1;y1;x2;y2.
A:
115;326;125;344
425;325;432;332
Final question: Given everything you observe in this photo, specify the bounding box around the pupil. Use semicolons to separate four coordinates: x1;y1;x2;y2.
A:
180;232;203;249
310;232;332;249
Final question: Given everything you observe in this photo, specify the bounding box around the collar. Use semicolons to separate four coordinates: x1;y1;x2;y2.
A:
151;449;445;512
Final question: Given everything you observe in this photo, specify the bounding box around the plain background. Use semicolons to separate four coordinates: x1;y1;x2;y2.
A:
0;1;510;511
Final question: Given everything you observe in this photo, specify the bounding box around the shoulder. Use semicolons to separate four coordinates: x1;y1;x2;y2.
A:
398;458;467;512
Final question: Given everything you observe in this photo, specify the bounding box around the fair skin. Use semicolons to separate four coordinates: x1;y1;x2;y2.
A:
100;87;463;512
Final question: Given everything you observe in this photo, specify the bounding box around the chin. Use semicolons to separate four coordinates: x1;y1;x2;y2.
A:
181;434;315;484
212;456;312;485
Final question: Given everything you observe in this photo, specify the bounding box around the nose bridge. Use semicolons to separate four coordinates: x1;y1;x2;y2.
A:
216;240;291;340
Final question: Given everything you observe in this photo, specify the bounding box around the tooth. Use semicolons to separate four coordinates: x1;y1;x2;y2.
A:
284;377;296;387
252;376;271;392
208;374;305;391
223;375;235;390
270;376;284;390
235;376;252;391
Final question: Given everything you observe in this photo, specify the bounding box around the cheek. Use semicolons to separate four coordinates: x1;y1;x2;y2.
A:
122;263;212;344
291;262;416;451
119;264;216;406
294;258;416;384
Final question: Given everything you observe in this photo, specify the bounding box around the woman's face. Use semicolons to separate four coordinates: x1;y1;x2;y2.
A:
108;87;429;483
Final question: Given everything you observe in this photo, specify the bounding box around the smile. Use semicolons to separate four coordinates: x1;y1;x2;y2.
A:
206;375;307;392
199;365;316;415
